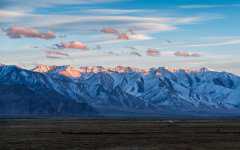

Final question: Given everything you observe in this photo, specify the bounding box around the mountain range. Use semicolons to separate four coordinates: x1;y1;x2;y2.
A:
1;64;240;117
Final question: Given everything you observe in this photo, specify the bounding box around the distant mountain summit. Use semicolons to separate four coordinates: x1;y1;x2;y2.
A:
1;64;240;117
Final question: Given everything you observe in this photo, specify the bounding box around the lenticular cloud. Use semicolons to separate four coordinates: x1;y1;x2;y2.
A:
5;26;56;40
56;41;88;50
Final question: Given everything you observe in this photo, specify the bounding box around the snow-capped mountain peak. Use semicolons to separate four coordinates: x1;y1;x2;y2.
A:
33;64;57;73
1;64;240;116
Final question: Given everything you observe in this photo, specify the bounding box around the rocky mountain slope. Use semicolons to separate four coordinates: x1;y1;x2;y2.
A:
1;64;240;116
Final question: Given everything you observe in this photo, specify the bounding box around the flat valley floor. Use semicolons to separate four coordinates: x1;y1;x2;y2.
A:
1;119;240;150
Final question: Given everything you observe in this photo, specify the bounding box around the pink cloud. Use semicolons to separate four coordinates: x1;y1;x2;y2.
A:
101;27;119;34
56;41;88;50
6;26;56;40
119;29;152;41
174;51;201;57
100;27;152;41
146;48;160;56
117;33;130;40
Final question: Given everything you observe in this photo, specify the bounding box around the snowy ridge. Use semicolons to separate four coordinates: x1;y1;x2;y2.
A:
1;64;240;116
33;65;212;77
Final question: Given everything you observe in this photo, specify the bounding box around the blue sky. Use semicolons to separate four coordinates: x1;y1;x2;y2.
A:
0;0;240;74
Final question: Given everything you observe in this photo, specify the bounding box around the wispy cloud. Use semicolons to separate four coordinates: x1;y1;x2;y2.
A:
1;11;217;34
179;4;240;9
144;50;202;58
0;0;127;10
127;33;153;40
100;27;153;42
45;50;69;57
86;9;145;15
174;51;201;57
185;39;240;48
46;55;64;59
129;51;142;57
45;50;69;60
154;37;240;49
0;10;26;17
127;23;177;32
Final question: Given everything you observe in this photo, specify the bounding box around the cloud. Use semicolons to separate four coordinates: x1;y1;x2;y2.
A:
117;33;152;41
46;51;69;57
0;0;126;10
87;9;144;15
90;33;152;45
91;35;150;45
5;13;210;33
185;39;240;48
127;23;177;32
117;33;129;40
0;8;220;44
174;51;201;57
179;4;240;9
127;33;153;40
5;26;56;39
45;50;69;60
0;10;26;17
101;27;119;34
46;55;63;59
146;48;160;57
100;27;126;40
0;28;5;35
55;41;88;50
153;37;240;49
92;45;102;50
161;37;240;49
126;46;138;51
129;51;142;57
100;27;153;41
